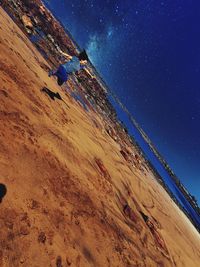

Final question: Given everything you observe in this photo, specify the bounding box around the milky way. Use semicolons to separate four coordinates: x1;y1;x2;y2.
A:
44;0;200;204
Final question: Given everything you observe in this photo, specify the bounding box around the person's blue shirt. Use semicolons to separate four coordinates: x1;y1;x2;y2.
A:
62;56;85;74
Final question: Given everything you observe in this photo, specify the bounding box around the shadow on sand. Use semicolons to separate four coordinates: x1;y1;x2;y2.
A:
0;183;7;203
41;87;69;108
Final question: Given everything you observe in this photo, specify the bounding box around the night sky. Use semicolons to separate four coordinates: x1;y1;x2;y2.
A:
44;0;200;204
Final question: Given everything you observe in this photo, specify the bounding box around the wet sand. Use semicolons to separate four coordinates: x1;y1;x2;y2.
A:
0;7;200;267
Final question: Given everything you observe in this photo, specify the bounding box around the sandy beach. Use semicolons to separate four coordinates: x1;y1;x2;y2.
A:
0;7;200;267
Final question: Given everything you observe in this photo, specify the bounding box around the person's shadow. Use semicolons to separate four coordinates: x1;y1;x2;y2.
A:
41;87;69;107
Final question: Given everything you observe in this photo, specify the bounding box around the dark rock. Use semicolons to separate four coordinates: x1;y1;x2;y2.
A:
38;232;46;244
56;256;62;267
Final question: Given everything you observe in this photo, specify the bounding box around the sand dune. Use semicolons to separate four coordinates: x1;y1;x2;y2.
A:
0;7;200;267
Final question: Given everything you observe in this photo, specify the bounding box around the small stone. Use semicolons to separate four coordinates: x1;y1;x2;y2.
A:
56;256;62;267
75;220;80;225
20;258;25;264
38;232;46;243
66;258;71;266
20;225;30;235
30;199;40;209
0;90;8;97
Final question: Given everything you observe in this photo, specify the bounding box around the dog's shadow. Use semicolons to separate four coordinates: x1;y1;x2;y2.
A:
41;87;62;101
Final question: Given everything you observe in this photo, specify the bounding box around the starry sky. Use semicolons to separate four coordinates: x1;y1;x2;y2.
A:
43;0;200;204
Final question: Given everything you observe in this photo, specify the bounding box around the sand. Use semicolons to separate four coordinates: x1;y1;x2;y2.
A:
0;7;200;267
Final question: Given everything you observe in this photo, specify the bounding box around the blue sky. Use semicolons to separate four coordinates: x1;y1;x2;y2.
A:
44;0;200;204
